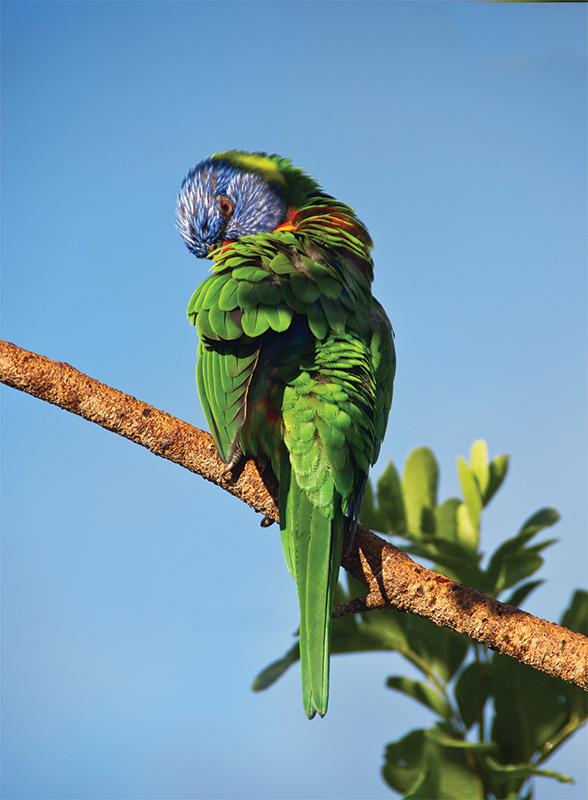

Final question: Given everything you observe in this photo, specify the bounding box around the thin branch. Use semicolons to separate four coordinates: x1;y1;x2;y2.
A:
2;339;587;690
338;527;587;690
0;339;278;521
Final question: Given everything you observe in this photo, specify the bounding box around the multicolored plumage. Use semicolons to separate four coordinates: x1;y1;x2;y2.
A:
177;151;395;718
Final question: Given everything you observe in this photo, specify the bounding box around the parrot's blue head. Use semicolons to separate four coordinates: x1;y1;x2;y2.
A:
176;156;288;258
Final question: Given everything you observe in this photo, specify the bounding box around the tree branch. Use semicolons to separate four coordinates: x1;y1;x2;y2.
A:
2;339;586;690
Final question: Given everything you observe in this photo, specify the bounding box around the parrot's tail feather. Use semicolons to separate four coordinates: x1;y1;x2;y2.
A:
283;473;344;719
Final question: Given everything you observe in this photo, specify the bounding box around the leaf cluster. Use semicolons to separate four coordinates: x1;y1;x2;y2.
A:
254;441;587;798
361;441;556;603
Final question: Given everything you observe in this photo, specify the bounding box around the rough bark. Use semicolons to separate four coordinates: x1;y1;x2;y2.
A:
2;339;586;690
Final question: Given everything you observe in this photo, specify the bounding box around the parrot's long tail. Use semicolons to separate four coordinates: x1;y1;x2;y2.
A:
280;460;344;719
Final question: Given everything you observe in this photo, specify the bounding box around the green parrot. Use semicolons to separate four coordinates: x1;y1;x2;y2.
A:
176;151;395;718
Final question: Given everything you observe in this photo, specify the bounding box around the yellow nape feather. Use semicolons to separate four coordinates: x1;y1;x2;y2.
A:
212;150;287;189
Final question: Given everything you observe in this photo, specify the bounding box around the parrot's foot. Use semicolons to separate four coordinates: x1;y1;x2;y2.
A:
222;445;244;475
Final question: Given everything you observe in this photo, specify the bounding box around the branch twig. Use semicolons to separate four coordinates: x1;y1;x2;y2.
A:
2;339;586;690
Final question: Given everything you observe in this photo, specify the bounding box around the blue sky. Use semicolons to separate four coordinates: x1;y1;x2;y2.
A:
1;2;586;799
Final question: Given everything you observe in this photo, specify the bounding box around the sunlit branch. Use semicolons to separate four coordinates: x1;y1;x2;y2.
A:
2;339;586;691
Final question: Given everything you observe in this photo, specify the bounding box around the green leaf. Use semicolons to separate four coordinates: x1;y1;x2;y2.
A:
340;606;410;653
376;460;407;534
484;454;509;505
457;456;482;545
517;507;560;538
490;653;572;765
403;448;439;536
425;726;495;752
401;612;470;683
485;509;559;596
495;550;546;595
435;498;461;543
470;440;490;499
403;749;442;800
383;728;486;799
504;580;544;608
345;572;370;602
560;589;588;636
454;662;491;730
251;642;299;691
358;479;389;533
330;594;410;656
485;532;537;588
386;676;452;721
526;538;558;555
456;502;479;554
382;729;428;796
484;755;574;784
558;591;588;720
331;617;404;654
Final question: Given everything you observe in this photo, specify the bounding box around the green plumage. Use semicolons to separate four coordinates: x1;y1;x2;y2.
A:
182;152;395;718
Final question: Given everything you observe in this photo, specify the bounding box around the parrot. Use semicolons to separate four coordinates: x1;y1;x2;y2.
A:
176;151;395;718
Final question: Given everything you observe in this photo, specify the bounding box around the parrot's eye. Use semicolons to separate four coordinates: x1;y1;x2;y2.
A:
217;196;233;217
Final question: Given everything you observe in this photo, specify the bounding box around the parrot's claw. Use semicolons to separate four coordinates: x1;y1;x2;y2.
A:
222;445;244;475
